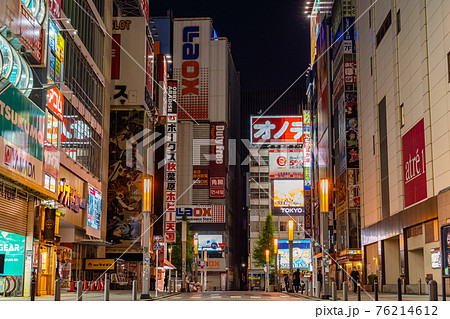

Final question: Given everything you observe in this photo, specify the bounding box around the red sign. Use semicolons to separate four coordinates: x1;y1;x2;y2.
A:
210;177;225;187
218;243;227;250
402;118;427;207
111;34;121;80
47;87;64;120
19;3;43;64
251;116;303;144
48;0;61;19
43;141;60;179
210;188;225;198
344;61;357;84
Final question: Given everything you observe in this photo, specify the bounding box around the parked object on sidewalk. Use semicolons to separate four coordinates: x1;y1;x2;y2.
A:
429;280;438;301
77;281;83;301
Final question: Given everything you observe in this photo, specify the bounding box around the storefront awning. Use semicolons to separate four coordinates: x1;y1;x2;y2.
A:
158;259;176;270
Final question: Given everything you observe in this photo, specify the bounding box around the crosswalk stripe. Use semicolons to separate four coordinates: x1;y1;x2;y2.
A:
230;296;241;298
250;296;261;299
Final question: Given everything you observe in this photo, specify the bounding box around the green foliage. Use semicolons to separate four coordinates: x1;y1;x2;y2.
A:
170;214;193;273
252;213;276;268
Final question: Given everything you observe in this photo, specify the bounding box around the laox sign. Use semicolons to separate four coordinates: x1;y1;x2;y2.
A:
181;26;200;95
176;207;211;217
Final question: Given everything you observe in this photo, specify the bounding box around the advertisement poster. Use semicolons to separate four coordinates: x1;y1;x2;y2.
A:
338;96;346;174
440;224;450;277
402;118;427;208
345;92;359;169
197;234;223;251
0;231;25;276
277;240;311;270
273;180;304;215
87;185;102;232
269;149;303;178
107;110;143;246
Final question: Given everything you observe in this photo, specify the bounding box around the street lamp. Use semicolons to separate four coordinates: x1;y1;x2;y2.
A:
320;178;330;299
194;238;199;283
273;238;278;292
168;246;172;292
288;219;294;293
140;178;152;299
265;249;270;292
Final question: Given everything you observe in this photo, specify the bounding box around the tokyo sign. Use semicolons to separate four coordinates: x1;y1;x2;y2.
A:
251;116;303;145
402;118;427;208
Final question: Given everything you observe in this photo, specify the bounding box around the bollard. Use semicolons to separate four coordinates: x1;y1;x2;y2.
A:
397;278;402;301
343;282;348;301
306;281;309;296
357;282;361;301
316;282;321;298
132;280;138;300
429;280;438;301
418;278;422;295
374;280;378;301
310;281;314;297
54;279;61;301
76;281;83;301
332;282;337;301
30;277;36;301
104;279;110;301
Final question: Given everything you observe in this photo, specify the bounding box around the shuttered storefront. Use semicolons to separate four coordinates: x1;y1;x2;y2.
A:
0;181;29;236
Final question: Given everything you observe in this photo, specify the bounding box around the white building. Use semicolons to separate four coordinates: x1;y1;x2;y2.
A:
357;0;450;295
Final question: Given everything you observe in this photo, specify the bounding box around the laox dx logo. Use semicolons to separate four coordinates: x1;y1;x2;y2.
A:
182;26;200;95
176;207;211;217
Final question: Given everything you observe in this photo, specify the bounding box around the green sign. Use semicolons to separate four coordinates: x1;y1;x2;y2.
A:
0;230;25;276
0;84;45;161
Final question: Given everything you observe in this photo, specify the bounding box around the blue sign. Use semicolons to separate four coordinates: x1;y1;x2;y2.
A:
87;186;102;231
277;239;311;270
153;235;163;241
153;243;162;251
0;231;25;276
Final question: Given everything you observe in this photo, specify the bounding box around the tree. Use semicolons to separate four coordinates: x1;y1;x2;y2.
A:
252;212;275;268
170;214;193;273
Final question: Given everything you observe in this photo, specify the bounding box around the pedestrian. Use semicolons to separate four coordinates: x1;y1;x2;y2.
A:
284;274;289;292
317;269;323;292
164;275;169;291
293;269;300;293
350;268;360;293
150;275;156;291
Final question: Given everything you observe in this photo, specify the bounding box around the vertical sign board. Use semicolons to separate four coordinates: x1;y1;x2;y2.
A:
210;123;226;198
86;185;102;238
303;110;312;236
164;80;178;243
173;19;210;120
441;224;450;278
402;118;427;208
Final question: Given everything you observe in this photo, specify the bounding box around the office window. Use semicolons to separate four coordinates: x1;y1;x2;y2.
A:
396;9;401;34
280;221;287;232
379;97;390;219
376;11;392;47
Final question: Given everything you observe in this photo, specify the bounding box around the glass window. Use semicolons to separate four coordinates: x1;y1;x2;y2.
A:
46;111;59;148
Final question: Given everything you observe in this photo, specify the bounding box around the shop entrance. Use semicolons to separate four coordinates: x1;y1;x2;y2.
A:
383;236;401;291
38;245;56;296
408;248;424;287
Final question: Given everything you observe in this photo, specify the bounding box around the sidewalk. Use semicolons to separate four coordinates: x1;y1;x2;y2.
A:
0;289;180;301
289;289;447;301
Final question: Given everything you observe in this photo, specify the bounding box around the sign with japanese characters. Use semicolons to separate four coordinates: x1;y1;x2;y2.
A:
402;118;427;208
269;149;303;178
250;116;303;145
164;80;178;242
193;166;209;189
344;61;357;83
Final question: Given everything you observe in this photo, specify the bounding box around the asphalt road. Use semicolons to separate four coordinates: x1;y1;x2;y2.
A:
157;291;312;301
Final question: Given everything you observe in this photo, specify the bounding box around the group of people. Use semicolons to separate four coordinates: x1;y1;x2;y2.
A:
316;268;361;293
149;275;170;291
282;269;306;293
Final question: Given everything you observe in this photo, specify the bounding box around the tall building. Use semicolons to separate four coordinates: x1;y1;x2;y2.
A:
0;0;112;296
172;17;241;290
357;0;450;295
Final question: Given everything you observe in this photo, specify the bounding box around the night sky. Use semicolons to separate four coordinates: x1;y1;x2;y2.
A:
149;0;311;91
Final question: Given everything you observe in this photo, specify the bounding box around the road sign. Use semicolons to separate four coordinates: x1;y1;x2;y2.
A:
153;235;163;241
154;242;162;251
211;242;218;250
218;243;227;250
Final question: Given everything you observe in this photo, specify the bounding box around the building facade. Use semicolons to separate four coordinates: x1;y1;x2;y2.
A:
357;0;450;295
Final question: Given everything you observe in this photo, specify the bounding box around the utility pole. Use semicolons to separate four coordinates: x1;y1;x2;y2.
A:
274;238;278;291
320;179;331;299
181;220;187;291
140;178;152;299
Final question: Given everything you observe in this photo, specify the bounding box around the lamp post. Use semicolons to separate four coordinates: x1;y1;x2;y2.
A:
204;248;208;291
265;249;270;292
168;246;172;292
140;178;152;299
288;219;294;293
320;178;331;299
273;238;278;292
194;238;198;283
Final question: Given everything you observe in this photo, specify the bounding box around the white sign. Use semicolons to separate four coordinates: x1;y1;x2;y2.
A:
269;149;303;178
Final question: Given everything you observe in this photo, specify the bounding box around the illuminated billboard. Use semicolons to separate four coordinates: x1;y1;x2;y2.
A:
269;149;303;178
250;116;303;145
197;234;223;251
277;239;311;270
273;180;304;215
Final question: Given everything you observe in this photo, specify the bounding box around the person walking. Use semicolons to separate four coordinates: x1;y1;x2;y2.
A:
350;268;360;293
150;275;156;291
293;269;300;293
317;269;323;293
284;274;289;292
164;275;169;291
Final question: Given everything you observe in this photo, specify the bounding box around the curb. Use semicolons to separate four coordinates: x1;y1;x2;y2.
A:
148;292;182;301
286;292;322;301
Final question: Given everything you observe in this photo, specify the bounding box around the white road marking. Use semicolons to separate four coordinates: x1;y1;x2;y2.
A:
250;296;261;299
191;296;202;299
230;296;241;298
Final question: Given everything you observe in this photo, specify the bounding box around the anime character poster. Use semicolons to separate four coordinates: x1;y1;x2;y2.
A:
107;110;144;247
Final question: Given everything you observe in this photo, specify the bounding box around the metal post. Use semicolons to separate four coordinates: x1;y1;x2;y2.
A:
321;211;330;299
343;281;348;301
155;249;159;298
204;249;207;292
132;280;138;300
332;282;337;301
418;278;422;295
175;271;178;292
374;280;378;301
140;211;151;299
316;281;321;298
429;280;438;301
76;281;83;301
181;220;187;292
54;279;61;301
357;282;361;301
194;253;198;284
397;278;402;301
274;253;278;292
442;277;446;301
289;240;293;292
104;279;110;301
306;281;309;296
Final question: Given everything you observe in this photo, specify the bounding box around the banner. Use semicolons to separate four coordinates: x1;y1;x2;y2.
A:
251;116;303;145
43;207;56;241
269;149;303;178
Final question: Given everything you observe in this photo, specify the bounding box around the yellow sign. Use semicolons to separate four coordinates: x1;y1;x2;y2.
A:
56;33;65;63
85;259;116;270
